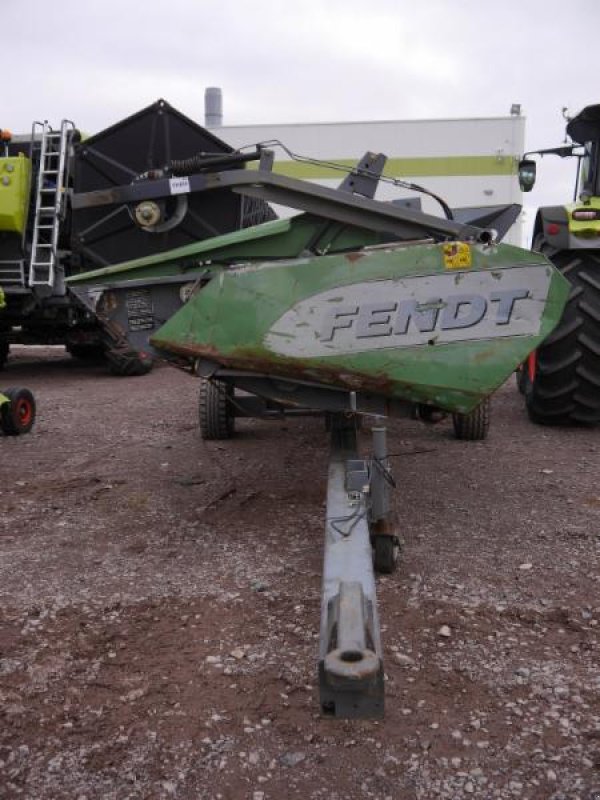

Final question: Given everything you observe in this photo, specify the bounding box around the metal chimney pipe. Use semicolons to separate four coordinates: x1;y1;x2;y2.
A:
204;87;223;128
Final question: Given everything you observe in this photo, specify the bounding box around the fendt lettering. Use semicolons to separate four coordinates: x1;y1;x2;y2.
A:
320;288;529;343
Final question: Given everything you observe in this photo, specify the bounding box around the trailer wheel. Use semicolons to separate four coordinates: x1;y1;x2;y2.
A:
452;397;490;441
1;388;36;435
524;248;600;425
198;379;234;440
372;534;399;574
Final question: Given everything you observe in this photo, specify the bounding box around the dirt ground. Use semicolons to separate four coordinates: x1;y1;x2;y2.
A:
1;346;599;800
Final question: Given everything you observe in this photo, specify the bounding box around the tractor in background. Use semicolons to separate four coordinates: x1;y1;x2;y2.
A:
517;104;600;424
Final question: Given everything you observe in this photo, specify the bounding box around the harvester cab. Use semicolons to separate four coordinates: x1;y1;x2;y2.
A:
516;104;600;424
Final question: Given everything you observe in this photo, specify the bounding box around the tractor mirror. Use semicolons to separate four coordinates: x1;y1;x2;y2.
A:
518;159;537;192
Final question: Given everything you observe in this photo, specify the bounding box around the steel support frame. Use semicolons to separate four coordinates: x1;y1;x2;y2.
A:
319;415;394;719
71;166;485;243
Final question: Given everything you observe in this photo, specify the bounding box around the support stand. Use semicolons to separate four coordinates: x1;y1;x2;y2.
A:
318;415;397;719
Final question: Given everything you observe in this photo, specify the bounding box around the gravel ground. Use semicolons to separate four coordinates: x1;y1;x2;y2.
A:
1;346;599;800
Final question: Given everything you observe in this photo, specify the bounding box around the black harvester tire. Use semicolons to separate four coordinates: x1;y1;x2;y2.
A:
524;249;600;425
1;387;36;435
105;347;153;377
452;396;490;441
66;343;106;361
0;340;8;370
198;378;234;440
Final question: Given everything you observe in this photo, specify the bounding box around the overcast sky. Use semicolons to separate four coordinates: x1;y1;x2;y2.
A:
7;0;599;232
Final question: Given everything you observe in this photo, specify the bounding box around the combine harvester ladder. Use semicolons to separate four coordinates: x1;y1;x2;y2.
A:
28;120;73;289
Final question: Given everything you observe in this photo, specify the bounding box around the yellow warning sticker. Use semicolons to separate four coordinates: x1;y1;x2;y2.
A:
442;242;472;270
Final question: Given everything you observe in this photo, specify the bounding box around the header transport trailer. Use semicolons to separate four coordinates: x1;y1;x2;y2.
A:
0;99;273;374
68;147;570;717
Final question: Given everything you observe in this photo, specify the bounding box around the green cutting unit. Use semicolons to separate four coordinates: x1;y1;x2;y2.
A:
69;146;569;718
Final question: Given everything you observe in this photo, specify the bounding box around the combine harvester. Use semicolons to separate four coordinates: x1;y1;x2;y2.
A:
0;100;272;373
69;145;569;718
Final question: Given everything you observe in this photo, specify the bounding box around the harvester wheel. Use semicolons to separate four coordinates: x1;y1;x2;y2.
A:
452;397;490;441
372;534;400;574
524;248;600;425
66;343;105;361
106;347;153;376
198;378;234;440
1;387;36;435
0;340;8;370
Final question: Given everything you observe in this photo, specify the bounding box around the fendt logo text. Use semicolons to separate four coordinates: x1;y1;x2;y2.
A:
264;266;552;358
320;289;529;343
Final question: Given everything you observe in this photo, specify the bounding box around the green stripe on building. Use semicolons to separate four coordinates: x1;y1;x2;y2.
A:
248;155;516;179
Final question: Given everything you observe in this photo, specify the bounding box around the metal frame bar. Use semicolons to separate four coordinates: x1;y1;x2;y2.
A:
71;166;485;243
319;417;386;719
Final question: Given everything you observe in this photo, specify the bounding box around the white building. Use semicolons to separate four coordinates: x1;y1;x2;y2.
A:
215;115;525;245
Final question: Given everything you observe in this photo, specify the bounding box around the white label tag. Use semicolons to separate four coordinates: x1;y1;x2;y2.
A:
169;176;190;195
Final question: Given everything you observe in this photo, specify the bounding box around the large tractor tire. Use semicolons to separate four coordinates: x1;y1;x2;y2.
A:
524;248;600;425
198;378;235;440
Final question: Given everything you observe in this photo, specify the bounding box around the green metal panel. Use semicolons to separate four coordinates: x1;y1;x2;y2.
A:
66;215;386;285
0;154;31;234
151;241;569;414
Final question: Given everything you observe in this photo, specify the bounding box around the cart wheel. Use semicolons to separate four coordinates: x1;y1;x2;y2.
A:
1;388;36;435
452;397;490;441
373;535;400;574
198;378;234;440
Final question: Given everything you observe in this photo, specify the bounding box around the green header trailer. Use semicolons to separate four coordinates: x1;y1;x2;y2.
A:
517;103;600;424
69;149;569;717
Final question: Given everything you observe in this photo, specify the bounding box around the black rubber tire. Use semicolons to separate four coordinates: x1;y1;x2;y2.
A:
106;348;153;377
516;364;528;395
525;248;600;425
198;379;234;440
66;343;105;361
372;535;399;574
0;340;8;370
1;387;36;435
452;396;490;440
